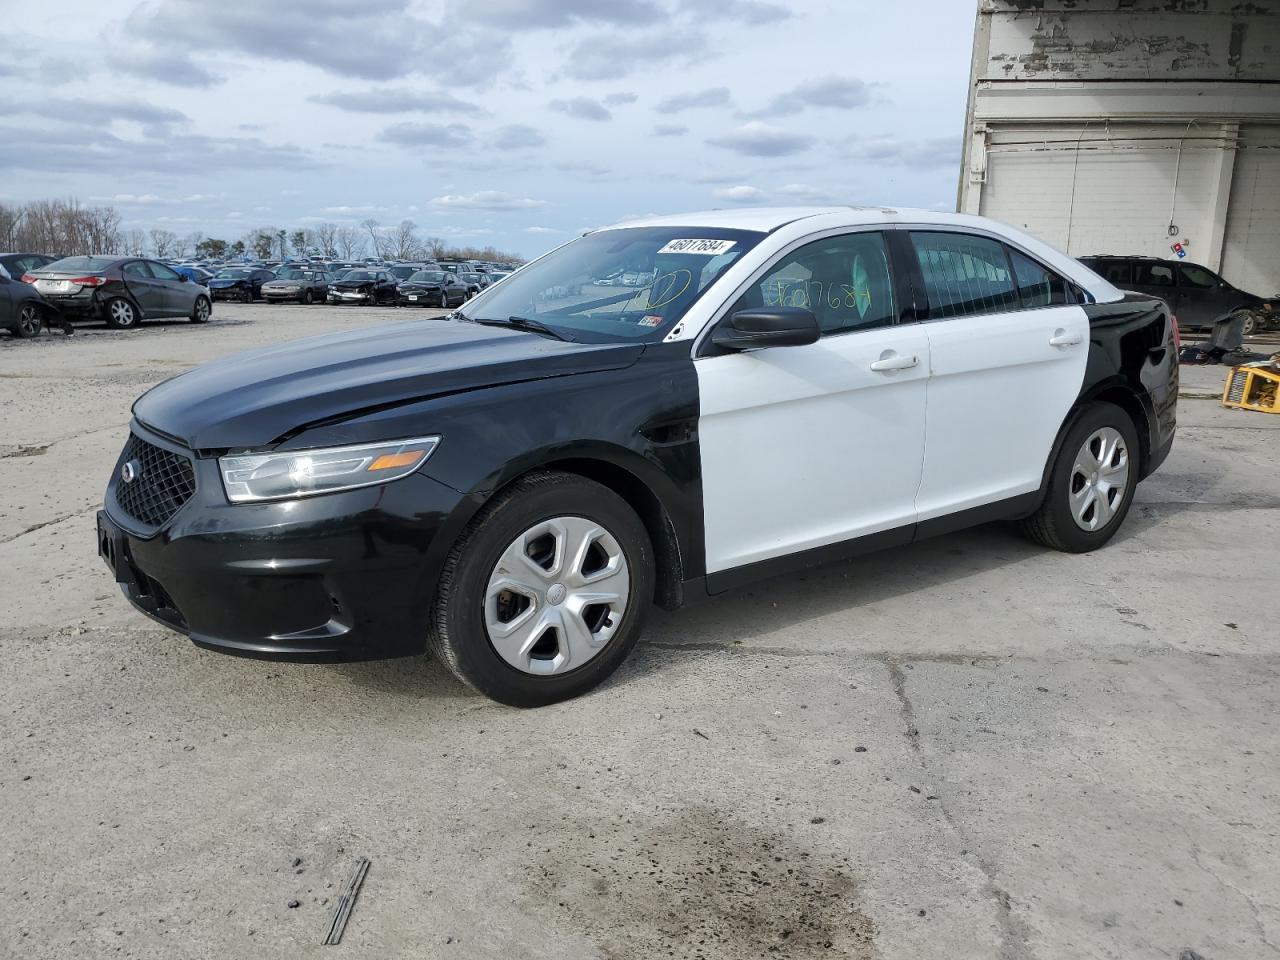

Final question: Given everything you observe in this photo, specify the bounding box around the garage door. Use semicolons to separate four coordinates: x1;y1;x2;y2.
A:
979;122;1222;260
1220;124;1280;298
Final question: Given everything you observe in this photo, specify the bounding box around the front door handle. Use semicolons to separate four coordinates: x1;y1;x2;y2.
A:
1049;330;1083;347
869;352;919;372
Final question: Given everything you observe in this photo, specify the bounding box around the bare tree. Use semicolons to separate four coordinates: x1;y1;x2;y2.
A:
121;229;148;256
360;218;386;258
0;203;22;250
314;222;338;258
387;219;421;260
335;225;364;260
149;229;179;259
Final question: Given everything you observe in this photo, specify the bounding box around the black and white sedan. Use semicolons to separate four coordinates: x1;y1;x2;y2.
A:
97;208;1177;706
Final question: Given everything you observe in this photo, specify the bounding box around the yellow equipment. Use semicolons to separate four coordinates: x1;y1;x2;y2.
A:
1222;363;1280;414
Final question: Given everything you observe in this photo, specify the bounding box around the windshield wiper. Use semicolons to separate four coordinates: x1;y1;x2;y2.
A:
468;315;576;343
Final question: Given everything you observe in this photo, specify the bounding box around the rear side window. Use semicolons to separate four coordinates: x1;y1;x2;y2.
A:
1007;248;1069;307
910;232;1018;319
1134;262;1174;287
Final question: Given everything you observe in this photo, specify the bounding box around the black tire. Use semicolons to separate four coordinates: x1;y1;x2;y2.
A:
1018;402;1140;553
104;297;140;329
437;290;449;308
428;471;655;707
302;289;313;305
190;295;211;324
14;303;42;338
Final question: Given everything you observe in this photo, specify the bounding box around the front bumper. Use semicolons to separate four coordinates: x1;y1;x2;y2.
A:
98;425;475;662
397;289;442;305
329;290;375;303
210;286;249;300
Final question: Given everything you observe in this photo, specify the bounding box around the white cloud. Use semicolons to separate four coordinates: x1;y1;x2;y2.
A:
713;185;766;203
707;122;815;157
430;192;551;212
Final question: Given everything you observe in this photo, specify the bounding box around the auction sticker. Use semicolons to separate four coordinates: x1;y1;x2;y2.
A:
658;239;737;256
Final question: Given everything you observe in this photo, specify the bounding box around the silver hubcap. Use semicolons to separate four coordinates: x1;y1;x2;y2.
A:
196;300;209;320
19;306;39;333
484;516;630;676
111;301;134;324
1070;427;1130;532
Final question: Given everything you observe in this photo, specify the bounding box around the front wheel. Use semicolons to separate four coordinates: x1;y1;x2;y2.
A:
302;289;314;305
1236;310;1257;337
1018;402;1139;553
14;303;42;338
105;297;140;329
437;290;449;308
190;296;211;323
429;471;654;707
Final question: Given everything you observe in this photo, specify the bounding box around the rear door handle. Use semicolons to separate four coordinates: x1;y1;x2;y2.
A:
1049;330;1083;347
869;352;919;372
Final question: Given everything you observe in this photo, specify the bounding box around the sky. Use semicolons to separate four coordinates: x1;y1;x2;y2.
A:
1;0;977;259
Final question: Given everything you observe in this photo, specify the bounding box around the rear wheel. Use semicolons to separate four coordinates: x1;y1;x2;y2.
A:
1018;402;1139;553
429;471;654;707
190;295;211;323
14;303;42;338
105;297;140;329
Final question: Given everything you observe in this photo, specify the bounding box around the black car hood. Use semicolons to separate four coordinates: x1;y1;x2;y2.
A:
332;279;375;290
133;318;644;449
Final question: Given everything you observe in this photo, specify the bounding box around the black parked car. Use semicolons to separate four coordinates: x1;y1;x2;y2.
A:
396;270;468;308
27;256;211;328
460;271;490;298
1079;255;1274;335
327;269;397;305
387;263;440;283
0;262;57;338
208;268;277;303
96;209;1176;708
1;252;56;280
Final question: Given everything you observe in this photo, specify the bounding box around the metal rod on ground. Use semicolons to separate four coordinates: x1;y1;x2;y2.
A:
323;858;370;946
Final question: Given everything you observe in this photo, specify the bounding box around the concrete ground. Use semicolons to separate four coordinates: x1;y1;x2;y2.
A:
1;305;1277;960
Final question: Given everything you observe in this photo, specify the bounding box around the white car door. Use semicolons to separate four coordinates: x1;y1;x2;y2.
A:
695;230;930;578
906;230;1089;521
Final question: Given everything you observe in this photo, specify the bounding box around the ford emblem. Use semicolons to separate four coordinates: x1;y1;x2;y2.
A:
121;459;142;484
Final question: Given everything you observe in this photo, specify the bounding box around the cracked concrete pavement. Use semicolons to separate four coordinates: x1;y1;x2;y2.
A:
1;306;1277;959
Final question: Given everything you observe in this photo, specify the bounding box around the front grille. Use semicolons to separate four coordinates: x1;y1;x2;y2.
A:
116;433;197;527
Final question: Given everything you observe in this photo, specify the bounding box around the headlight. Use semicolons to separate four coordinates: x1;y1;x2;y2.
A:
219;436;440;503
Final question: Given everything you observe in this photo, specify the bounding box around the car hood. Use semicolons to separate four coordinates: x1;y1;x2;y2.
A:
133;317;645;449
209;278;248;287
332;279;375;289
261;280;298;288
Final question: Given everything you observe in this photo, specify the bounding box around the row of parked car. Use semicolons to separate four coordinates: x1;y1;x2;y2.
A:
0;252;516;336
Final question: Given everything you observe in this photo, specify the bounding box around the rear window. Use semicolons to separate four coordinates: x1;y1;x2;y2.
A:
45;256;116;273
1134;262;1174;287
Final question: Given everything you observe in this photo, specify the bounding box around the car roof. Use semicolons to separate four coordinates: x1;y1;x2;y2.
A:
594;206;1125;304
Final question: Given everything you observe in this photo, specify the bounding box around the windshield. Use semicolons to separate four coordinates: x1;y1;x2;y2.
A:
388;265;418;279
276;269;313;280
459;227;763;342
408;271;446;283
342;271;377;281
215;269;251;279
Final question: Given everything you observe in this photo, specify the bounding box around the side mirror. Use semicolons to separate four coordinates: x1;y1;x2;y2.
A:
711;307;821;351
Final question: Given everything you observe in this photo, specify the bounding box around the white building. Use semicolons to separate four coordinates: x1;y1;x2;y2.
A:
958;0;1280;297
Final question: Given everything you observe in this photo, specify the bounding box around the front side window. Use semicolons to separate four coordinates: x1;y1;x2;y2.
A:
1177;263;1221;288
911;232;1018;319
122;261;149;279
148;261;181;281
1134;262;1174;286
729;231;896;335
1008;248;1068;308
1095;259;1131;285
460;226;764;343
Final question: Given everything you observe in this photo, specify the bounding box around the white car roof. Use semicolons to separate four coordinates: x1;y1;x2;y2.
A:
597;206;1123;304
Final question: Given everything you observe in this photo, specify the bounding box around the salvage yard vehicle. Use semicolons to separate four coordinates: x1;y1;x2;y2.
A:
207;267;276;303
327;268;397;305
0;252;55;280
0;262;56;338
97;207;1177;707
28;256;212;328
260;267;332;304
1079;254;1274;335
396;269;468;308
